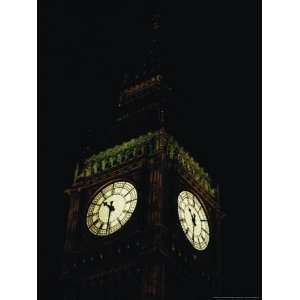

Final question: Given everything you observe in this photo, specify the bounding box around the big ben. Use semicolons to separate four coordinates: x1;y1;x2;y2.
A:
61;2;223;300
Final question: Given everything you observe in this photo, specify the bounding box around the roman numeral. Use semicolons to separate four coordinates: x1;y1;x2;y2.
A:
111;183;116;195
117;218;123;226
106;222;111;234
125;199;136;204
201;235;208;247
202;228;209;235
89;218;100;228
100;191;107;199
96;223;104;234
123;188;134;197
87;212;98;218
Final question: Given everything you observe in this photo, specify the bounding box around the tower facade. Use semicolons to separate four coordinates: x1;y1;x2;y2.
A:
62;4;223;300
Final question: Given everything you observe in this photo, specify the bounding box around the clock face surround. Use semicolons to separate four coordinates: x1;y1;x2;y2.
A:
177;191;210;251
86;181;138;236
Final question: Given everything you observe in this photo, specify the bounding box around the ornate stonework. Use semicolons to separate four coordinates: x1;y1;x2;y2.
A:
74;130;216;198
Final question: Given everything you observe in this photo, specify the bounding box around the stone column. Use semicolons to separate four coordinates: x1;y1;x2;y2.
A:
143;131;168;300
142;263;166;300
64;190;81;252
147;130;167;226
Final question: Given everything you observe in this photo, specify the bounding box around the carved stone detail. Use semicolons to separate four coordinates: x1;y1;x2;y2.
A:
74;129;215;198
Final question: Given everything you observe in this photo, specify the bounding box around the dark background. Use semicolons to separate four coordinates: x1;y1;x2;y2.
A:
42;0;260;299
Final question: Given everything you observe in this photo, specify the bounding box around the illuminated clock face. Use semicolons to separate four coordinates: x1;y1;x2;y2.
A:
86;181;137;236
177;191;210;251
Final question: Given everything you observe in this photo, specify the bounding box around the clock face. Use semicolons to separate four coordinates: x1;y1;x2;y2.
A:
177;191;210;251
86;181;137;236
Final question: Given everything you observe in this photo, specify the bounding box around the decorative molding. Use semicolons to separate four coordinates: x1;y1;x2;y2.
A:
73;129;216;197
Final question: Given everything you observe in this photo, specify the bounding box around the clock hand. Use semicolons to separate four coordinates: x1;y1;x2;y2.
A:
188;208;197;243
105;201;115;234
110;200;115;211
188;208;197;226
192;224;195;243
106;207;112;234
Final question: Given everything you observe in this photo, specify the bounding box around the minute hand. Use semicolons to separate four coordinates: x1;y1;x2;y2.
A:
106;207;112;234
192;223;195;242
104;201;114;234
189;208;197;242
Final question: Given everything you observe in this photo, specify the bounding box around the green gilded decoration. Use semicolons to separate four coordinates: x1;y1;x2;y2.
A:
166;136;215;197
74;130;215;197
75;131;158;182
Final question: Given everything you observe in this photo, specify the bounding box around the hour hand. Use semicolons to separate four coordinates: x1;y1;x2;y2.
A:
189;208;196;226
103;202;109;208
103;201;115;211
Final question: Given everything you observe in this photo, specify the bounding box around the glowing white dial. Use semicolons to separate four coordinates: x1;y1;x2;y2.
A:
86;181;137;236
178;191;210;250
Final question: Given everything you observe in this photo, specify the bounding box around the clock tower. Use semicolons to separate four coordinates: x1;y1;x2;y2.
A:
62;3;223;300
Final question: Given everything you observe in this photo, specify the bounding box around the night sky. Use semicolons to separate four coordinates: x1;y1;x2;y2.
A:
45;0;259;299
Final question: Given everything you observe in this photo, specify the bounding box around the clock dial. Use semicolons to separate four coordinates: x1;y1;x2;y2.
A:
177;191;209;251
86;181;137;236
